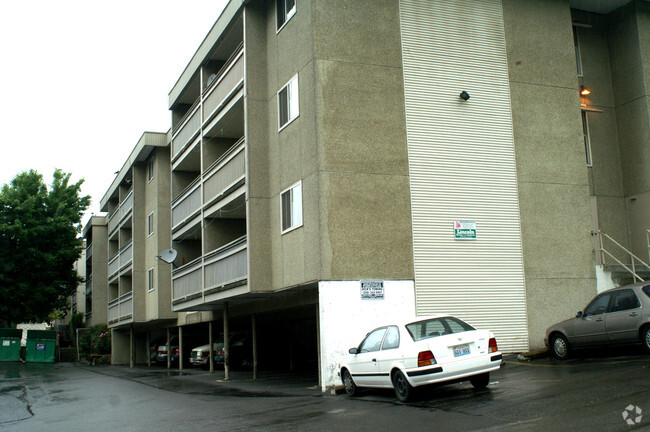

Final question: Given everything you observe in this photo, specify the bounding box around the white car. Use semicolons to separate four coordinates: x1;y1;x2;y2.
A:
339;315;503;401
189;342;222;367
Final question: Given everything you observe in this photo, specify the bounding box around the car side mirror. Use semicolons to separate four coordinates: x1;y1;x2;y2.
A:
348;348;359;355
576;311;583;318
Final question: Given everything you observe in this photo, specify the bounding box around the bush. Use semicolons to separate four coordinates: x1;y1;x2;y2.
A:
78;325;111;355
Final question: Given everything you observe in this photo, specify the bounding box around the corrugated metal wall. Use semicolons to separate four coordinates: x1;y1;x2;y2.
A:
400;0;529;351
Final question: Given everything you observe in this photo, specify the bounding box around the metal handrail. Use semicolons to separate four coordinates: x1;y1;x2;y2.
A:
593;230;649;282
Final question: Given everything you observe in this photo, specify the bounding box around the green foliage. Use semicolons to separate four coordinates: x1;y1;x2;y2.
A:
69;312;85;335
79;325;111;355
0;169;91;325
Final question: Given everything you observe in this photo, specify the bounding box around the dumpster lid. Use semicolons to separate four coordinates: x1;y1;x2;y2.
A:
0;328;23;338
26;329;56;340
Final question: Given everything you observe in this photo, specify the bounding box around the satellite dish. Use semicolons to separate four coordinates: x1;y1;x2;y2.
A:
158;249;178;264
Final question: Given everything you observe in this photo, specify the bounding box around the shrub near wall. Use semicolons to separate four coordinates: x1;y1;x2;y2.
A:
79;325;111;362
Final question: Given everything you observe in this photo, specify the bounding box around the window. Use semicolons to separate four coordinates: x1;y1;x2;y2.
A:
148;268;155;292
359;328;387;353
382;326;400;350
147;212;154;236
406;317;475;341
278;75;299;130
584;293;611;316
582;110;592;166
147;158;154;182
573;25;583;76
609;289;640;312
277;0;296;31
281;181;303;233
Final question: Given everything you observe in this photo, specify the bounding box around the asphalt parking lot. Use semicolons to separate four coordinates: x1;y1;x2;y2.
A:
1;347;650;431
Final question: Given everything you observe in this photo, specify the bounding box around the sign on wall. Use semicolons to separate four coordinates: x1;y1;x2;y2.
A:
360;280;384;299
454;220;477;240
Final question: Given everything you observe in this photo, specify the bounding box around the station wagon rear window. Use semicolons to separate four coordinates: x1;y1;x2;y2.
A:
405;317;475;342
643;285;650;299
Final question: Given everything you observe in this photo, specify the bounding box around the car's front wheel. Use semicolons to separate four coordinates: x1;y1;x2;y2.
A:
342;369;358;397
392;370;413;402
642;326;650;352
550;333;570;360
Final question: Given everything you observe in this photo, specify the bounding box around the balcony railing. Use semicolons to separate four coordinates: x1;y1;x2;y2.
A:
203;237;247;293
172;103;201;160
107;190;134;233
203;138;246;207
85;276;92;295
203;47;244;124
171;257;203;303
108;241;133;279
86;242;93;260
172;179;202;230
172;236;248;306
108;292;133;325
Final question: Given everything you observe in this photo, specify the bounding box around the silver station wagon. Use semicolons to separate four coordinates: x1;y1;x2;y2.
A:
545;282;650;360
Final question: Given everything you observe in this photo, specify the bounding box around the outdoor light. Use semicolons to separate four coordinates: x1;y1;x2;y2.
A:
580;86;591;96
459;91;470;101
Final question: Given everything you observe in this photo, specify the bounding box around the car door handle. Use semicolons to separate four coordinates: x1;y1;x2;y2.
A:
372;358;377;362
595;318;603;322
629;312;638;317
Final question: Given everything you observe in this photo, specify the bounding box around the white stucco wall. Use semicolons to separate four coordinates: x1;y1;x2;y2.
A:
318;280;416;391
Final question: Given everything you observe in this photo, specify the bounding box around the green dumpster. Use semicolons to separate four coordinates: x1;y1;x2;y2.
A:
0;329;23;361
26;330;56;363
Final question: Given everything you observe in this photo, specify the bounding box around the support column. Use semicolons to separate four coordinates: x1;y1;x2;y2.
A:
166;328;171;370
129;326;134;368
146;331;151;367
178;326;184;371
252;314;258;380
208;321;214;374
223;303;230;381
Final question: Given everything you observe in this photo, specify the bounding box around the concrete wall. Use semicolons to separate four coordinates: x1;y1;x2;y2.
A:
244;0;412;294
89;217;108;327
502;0;597;349
318;280;415;390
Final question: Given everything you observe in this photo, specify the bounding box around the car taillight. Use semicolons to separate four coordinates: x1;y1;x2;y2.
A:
489;338;498;353
418;350;436;367
219;348;225;355
159;349;167;355
174;348;179;355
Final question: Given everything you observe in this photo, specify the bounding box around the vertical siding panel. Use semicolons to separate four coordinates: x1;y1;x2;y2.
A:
400;0;529;351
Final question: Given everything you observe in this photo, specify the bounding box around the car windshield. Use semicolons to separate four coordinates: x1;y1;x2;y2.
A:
405;317;475;342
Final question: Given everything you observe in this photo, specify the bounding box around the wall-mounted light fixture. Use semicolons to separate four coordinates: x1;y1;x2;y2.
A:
580;86;591;96
459;91;470;101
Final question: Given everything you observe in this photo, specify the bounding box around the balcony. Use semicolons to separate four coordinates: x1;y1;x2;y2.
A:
108;292;133;325
172;236;248;310
203;46;244;124
203;138;245;207
85;276;92;295
172;179;202;231
171;45;244;162
86;242;92;260
171;102;201;160
107;190;134;234
108;241;133;279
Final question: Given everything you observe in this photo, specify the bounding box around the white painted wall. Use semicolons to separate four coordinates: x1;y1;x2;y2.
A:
595;265;617;293
318;280;415;391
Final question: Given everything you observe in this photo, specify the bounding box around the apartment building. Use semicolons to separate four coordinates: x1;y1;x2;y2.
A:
98;132;175;365
160;0;650;390
82;217;108;327
84;0;650;391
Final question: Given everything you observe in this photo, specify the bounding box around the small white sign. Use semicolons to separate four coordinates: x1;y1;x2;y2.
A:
361;280;384;300
2;340;10;347
454;220;477;240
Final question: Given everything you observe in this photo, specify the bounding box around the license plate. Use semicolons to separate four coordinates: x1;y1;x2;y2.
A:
453;344;470;357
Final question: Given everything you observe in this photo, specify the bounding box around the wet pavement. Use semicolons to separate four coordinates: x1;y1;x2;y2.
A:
1;348;650;431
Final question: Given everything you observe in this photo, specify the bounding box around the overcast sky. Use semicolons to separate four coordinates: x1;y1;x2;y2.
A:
0;0;228;225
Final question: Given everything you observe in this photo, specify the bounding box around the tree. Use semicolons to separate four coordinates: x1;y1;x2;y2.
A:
0;169;91;326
